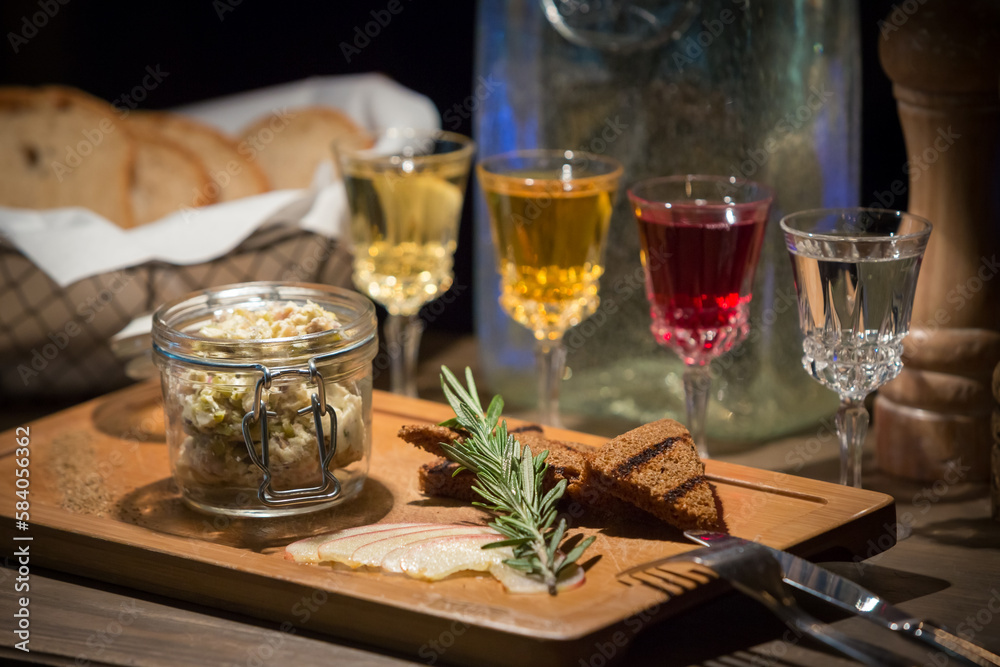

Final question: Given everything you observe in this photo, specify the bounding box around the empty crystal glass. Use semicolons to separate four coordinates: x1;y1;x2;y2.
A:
781;208;932;487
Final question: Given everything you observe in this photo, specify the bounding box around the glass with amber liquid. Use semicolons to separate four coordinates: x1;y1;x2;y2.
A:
335;128;475;397
478;150;623;425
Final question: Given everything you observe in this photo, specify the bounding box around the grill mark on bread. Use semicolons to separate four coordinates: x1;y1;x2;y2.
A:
664;475;706;504
613;437;679;477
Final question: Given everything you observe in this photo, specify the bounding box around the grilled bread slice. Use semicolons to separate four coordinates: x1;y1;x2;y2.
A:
404;424;585;501
418;458;477;503
403;423;660;523
416;436;591;509
397;423;465;459
587;419;721;530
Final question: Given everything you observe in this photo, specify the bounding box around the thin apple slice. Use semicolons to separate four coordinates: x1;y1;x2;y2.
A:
489;563;586;594
285;524;424;563
395;534;512;580
313;523;437;564
351;525;497;569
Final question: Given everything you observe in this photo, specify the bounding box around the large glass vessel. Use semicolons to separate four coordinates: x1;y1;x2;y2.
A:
473;0;855;442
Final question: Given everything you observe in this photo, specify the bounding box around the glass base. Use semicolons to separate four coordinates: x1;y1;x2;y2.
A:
179;475;366;518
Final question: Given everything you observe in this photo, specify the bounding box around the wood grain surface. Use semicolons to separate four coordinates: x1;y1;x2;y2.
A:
0;381;896;667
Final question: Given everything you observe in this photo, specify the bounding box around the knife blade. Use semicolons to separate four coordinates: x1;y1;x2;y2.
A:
685;531;1000;667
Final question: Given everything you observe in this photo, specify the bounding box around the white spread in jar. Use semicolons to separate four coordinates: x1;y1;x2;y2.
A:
198;300;342;339
171;300;365;491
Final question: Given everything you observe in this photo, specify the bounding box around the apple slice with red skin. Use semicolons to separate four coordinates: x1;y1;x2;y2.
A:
393;533;512;579
286;523;432;563
350;525;499;569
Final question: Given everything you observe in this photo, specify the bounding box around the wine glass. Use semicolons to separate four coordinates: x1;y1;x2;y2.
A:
334;128;475;397
780;208;932;488
627;175;773;458
477;149;623;426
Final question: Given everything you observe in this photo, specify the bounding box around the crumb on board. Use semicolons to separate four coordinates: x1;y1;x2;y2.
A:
50;432;119;518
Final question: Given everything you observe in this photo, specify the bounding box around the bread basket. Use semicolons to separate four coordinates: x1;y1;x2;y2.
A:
0;75;437;397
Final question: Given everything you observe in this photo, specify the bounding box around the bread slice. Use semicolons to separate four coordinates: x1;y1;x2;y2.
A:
0;85;135;227
519;434;659;523
588;419;721;530
397;423;466;459
399;423;553;461
404;424;579;501
129;111;269;201
418;458;477;503
128;127;215;227
238;106;370;190
404;423;657;523
416;437;588;508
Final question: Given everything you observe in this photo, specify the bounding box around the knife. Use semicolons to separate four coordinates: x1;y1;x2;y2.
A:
686;531;1000;667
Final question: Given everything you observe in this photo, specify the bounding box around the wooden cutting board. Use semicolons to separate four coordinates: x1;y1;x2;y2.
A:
0;381;895;667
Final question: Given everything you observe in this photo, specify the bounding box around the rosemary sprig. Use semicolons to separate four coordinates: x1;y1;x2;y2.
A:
437;366;594;595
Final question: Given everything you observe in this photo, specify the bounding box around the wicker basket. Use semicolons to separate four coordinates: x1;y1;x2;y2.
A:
0;224;352;397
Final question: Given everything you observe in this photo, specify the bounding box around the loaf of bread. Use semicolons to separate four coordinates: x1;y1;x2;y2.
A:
238;106;371;190
0;86;135;227
129;111;269;202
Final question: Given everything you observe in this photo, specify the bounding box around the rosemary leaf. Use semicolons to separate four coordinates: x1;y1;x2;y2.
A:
560;535;596;569
436;365;594;595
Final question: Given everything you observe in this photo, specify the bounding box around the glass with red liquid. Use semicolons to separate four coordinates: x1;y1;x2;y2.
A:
628;175;773;457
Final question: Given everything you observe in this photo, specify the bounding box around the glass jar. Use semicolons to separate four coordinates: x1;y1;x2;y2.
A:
152;282;377;517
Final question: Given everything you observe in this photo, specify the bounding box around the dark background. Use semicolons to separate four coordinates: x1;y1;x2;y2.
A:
0;0;906;336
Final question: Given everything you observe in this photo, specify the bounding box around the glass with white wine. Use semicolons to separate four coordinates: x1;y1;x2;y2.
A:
477;149;623;426
334;128;475;397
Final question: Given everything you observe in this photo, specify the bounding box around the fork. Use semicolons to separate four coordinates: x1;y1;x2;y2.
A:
618;540;917;667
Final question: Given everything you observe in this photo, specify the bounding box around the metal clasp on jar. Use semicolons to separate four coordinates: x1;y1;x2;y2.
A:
241;358;341;507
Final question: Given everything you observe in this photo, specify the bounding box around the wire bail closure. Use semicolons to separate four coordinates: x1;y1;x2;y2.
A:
241;359;341;507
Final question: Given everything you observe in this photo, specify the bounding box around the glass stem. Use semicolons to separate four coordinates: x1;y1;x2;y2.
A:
384;313;424;398
535;337;567;428
837;398;870;488
683;364;712;459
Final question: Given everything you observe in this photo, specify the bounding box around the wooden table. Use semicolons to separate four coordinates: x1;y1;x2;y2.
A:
2;335;999;667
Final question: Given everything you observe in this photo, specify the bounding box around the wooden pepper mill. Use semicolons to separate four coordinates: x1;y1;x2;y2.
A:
875;0;1000;482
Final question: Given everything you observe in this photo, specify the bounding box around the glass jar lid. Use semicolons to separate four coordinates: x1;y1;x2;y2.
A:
152;281;377;372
